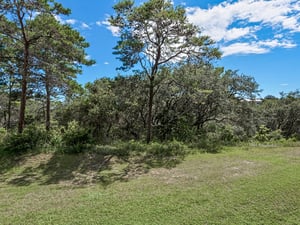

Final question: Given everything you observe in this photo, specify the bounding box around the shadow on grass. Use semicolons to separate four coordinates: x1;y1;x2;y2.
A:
0;153;36;184
2;150;185;187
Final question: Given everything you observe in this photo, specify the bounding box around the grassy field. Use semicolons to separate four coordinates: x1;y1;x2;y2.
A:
0;144;299;225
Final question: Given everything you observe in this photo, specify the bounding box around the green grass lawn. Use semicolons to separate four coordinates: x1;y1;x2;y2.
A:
0;145;299;225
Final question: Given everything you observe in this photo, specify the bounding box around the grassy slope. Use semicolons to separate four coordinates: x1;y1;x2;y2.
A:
0;145;299;225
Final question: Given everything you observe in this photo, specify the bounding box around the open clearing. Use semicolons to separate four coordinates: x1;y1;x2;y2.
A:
0;145;299;225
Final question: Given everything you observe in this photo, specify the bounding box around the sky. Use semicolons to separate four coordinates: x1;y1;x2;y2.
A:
55;0;300;97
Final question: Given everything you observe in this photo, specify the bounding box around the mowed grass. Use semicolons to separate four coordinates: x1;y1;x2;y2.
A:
0;145;299;225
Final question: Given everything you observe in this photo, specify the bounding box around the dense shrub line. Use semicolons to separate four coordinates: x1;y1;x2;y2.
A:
0;121;298;158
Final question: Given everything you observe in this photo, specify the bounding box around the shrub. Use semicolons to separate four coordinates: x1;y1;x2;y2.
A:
254;125;284;142
115;140;144;156
1;125;48;154
189;123;245;153
62;121;92;153
268;129;283;141
94;144;130;157
0;128;6;143
47;128;63;148
194;132;223;153
254;125;271;142
147;140;187;158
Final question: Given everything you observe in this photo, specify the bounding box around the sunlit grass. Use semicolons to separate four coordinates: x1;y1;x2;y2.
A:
0;145;299;224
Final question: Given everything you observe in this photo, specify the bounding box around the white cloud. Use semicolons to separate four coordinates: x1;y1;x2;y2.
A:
104;62;109;65
81;22;91;30
55;15;91;31
257;39;296;48
186;0;300;56
221;42;269;56
85;55;92;60
224;27;253;41
66;19;77;25
97;20;120;36
221;38;296;56
96;21;102;26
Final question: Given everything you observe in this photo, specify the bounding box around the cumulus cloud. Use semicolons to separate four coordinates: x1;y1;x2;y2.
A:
186;0;300;56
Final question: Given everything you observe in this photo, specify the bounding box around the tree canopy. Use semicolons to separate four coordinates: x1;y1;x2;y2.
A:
110;0;221;142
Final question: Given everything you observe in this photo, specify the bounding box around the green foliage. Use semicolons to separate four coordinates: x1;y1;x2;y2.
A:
0;127;6;142
192;132;223;153
258;91;300;139
62;121;92;153
110;0;221;143
94;144;130;157
96;140;187;158
93;140;187;159
190;124;242;153
0;125;48;154
146;140;187;158
42;127;64;150
268;129;284;141
115;140;145;155
254;125;283;142
254;125;270;142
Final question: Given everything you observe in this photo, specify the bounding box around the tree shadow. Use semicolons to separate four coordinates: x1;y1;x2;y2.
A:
42;152;121;186
7;167;41;186
0;153;38;184
3;150;186;187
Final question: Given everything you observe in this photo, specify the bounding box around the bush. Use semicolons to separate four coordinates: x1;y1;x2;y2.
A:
192;132;223;153
254;125;270;142
62;121;92;153
268;129;283;141
115;140;144;156
94;144;130;157
254;125;284;142
189;123;246;153
1;125;48;154
147;140;186;158
0;128;6;143
47;128;63;148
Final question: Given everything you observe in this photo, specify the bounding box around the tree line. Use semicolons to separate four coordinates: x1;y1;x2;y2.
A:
0;0;299;154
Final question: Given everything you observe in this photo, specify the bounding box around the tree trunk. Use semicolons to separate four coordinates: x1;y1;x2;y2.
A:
146;77;154;143
18;42;29;133
45;75;51;131
7;82;12;130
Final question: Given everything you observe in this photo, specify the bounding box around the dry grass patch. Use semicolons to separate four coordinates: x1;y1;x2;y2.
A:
148;154;266;187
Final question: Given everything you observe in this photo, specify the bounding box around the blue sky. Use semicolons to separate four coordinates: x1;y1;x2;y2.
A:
55;0;300;97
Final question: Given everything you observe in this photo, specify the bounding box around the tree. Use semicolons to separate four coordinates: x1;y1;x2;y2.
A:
0;32;21;130
110;0;221;143
0;61;20;130
30;13;94;130
0;0;70;133
112;75;148;140
259;91;300;139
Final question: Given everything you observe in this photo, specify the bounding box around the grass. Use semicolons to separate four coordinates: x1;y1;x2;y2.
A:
0;144;299;224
